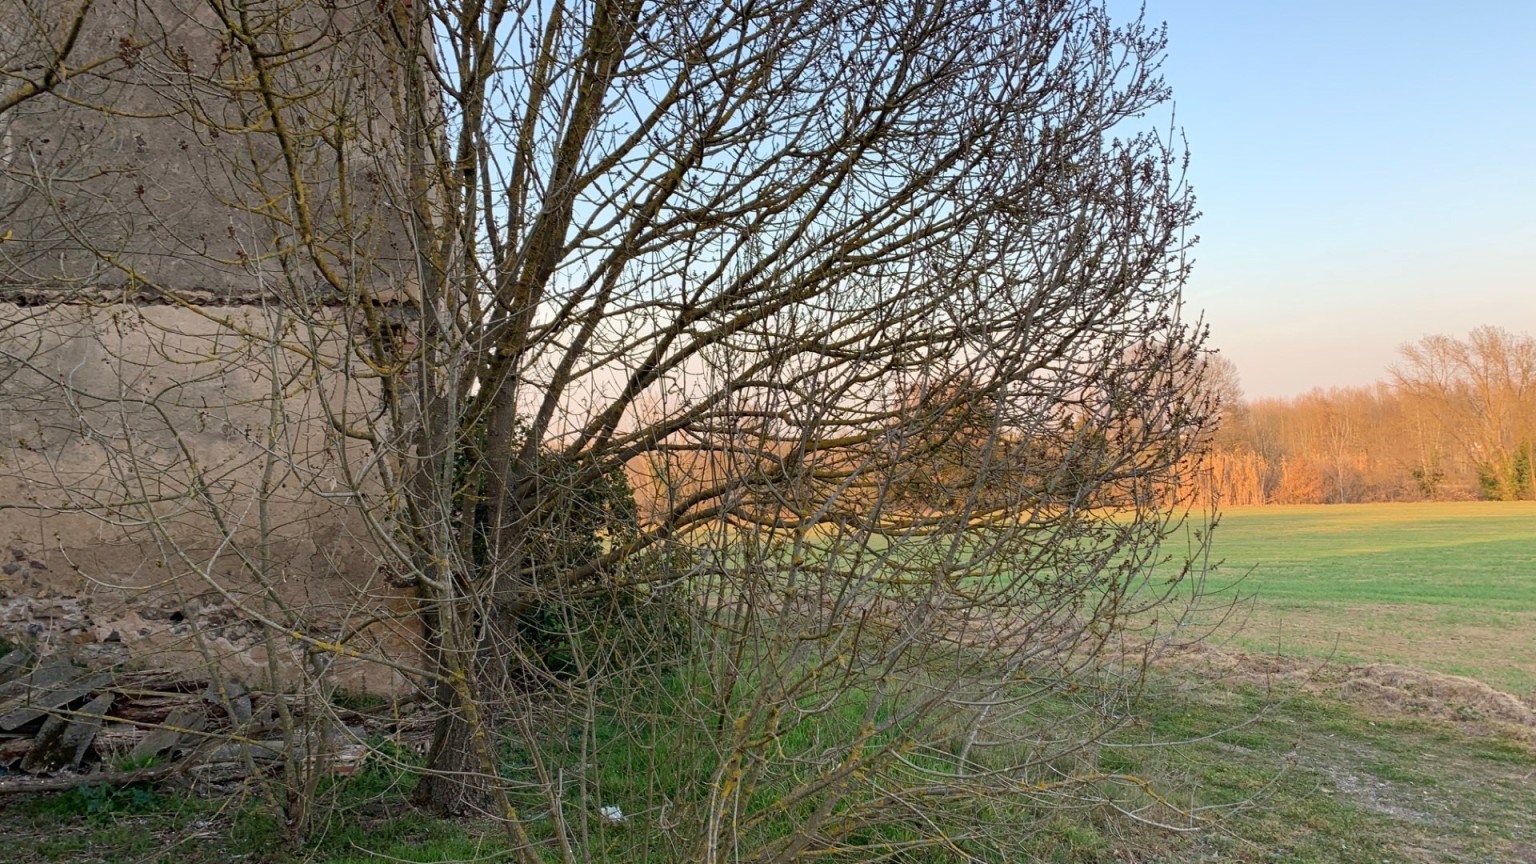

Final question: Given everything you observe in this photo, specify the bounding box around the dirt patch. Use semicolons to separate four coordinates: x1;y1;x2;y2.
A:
1158;641;1536;744
1324;763;1436;823
1508;844;1536;864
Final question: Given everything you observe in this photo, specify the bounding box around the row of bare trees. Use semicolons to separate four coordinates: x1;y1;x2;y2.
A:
3;0;1222;859
1196;327;1536;505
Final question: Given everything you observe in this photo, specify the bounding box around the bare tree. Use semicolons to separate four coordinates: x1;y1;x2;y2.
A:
1200;328;1536;505
2;0;1216;858
1394;327;1536;500
0;1;103;114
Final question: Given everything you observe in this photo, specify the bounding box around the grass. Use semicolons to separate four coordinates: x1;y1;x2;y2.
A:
1188;502;1536;695
7;502;1536;862
5;674;1531;864
1121;682;1536;863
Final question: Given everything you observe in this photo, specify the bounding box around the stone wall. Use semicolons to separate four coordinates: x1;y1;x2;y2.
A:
0;1;424;693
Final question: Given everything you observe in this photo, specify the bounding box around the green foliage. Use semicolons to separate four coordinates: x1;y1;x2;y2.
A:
1474;442;1536;501
1410;461;1444;498
229;806;285;852
7;676;1535;863
336;738;426;802
112;752;162;773
500;459;693;685
510;571;692;683
1024;819;1111;863
452;425;692;688
36;782;164;822
328;689;390;713
1477;460;1508;500
1512;441;1534;500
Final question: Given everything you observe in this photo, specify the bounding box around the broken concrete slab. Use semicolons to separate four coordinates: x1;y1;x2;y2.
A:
20;691;114;774
0;664;112;731
128;707;208;763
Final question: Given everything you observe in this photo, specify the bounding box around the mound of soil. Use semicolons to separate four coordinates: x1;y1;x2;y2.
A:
1158;641;1536;743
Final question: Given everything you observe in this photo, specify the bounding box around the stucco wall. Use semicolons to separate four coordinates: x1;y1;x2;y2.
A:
0;0;415;305
0;302;417;692
0;0;423;693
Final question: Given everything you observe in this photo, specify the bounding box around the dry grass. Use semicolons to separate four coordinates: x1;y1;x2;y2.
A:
1160;639;1536;745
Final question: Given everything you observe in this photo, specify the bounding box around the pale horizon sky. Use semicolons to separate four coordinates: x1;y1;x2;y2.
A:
1118;0;1536;399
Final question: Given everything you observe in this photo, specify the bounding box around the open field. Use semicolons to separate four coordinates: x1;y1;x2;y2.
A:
1192;502;1536;696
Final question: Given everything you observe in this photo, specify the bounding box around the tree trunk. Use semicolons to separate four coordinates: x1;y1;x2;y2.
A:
411;587;506;817
413;674;498;817
412;644;541;864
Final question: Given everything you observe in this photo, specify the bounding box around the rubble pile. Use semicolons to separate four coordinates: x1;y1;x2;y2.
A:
0;647;377;794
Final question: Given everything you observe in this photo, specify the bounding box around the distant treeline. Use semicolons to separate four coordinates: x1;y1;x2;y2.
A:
1199;326;1535;505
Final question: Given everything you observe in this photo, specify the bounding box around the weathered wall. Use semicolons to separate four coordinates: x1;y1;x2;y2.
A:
0;0;423;693
0;302;417;693
0;0;415;305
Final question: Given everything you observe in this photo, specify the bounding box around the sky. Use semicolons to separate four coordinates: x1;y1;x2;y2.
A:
1110;0;1536;399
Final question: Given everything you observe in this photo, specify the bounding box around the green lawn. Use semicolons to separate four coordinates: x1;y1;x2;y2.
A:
1190;502;1536;694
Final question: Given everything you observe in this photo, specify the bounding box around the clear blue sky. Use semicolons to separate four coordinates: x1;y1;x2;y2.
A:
1115;0;1536;398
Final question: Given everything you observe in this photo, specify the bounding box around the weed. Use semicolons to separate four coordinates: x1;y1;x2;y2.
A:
328;689;390;713
35;782;165;822
1362;759;1438;785
5;670;1534;863
113;751;162;773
